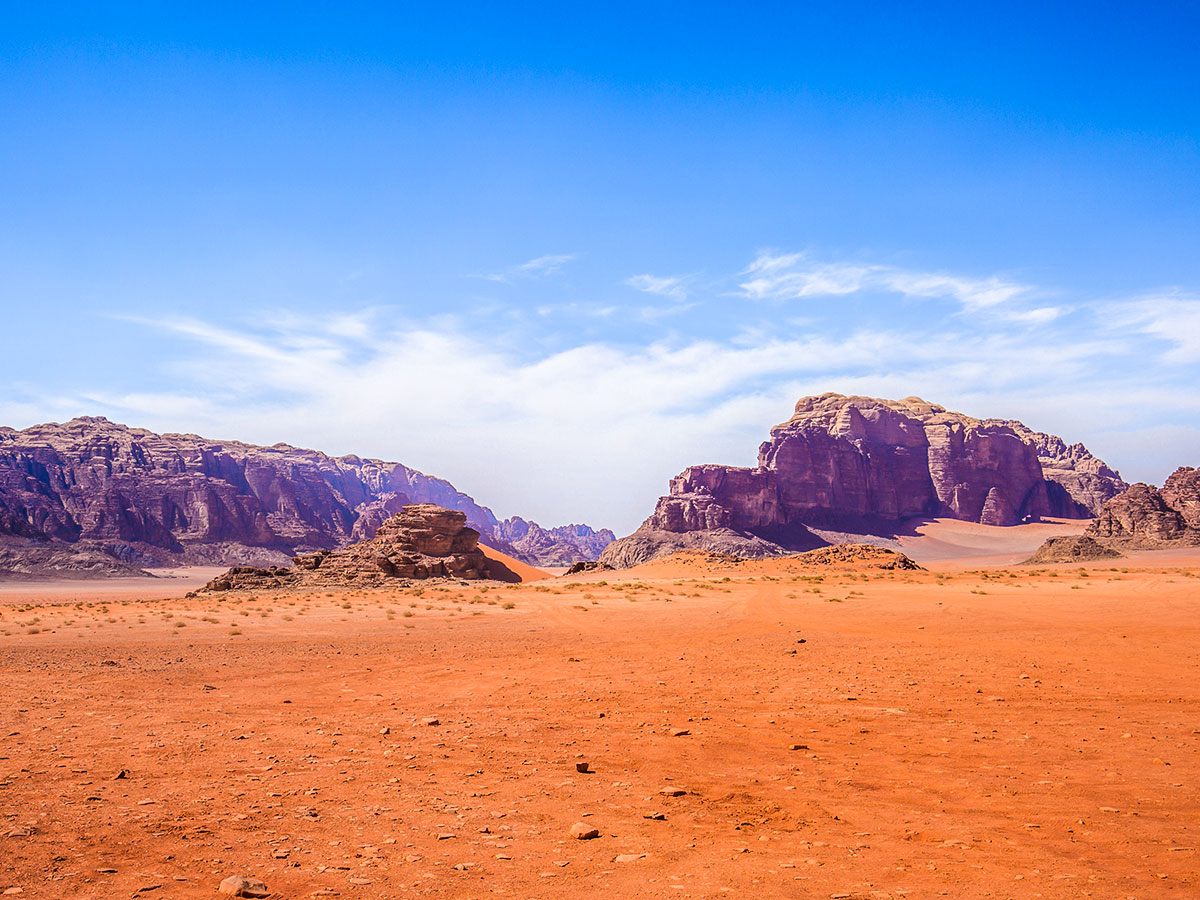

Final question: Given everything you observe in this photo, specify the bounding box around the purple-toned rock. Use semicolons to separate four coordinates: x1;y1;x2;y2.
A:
0;417;612;574
602;394;1128;567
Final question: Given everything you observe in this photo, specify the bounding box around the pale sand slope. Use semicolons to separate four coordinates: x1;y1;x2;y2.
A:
479;542;553;582
1;557;1198;899
0;567;224;603
895;516;1090;566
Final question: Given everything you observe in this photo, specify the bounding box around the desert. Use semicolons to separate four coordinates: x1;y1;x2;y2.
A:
5;9;1199;900
3;526;1199;899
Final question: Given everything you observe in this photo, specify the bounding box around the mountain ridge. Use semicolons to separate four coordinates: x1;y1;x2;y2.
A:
0;416;613;574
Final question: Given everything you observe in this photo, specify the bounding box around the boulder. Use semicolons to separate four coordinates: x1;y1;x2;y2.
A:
218;875;269;898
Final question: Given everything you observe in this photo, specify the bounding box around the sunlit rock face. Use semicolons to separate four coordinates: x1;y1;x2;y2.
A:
601;393;1128;567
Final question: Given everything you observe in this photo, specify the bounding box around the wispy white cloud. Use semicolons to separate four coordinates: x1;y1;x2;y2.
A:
739;251;1036;312
52;304;1162;533
1108;292;1200;363
478;253;577;283
9;253;1198;535
625;273;689;302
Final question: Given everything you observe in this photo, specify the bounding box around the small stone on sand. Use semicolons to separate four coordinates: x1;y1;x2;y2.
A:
570;822;600;840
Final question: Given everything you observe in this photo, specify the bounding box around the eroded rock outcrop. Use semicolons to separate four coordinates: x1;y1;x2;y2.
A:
1084;468;1200;548
1023;535;1123;564
602;394;1127;568
0;417;612;575
204;504;506;590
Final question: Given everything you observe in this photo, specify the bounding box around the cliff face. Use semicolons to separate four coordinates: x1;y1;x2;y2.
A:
0;417;611;571
601;394;1127;567
993;421;1129;517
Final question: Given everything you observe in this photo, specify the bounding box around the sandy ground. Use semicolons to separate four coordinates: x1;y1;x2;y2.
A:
1;549;1198;899
893;517;1092;566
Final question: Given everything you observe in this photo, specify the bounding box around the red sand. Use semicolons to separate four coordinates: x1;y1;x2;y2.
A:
1;549;1198;899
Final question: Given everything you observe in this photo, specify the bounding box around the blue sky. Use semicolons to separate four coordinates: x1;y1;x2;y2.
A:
2;3;1199;533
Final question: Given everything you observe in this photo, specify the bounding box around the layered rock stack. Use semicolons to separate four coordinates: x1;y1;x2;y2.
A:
203;504;500;590
294;504;490;582
601;394;1128;567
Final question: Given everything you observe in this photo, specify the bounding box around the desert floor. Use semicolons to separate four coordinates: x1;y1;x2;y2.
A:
1;543;1198;899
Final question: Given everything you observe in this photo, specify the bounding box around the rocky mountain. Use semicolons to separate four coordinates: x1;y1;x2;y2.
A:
0;416;612;573
1084;467;1200;548
601;393;1127;567
492;518;616;566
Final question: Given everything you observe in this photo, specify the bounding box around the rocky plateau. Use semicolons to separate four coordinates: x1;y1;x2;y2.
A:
601;393;1129;567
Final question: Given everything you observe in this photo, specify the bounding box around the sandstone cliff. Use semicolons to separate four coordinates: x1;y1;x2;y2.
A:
0;417;611;574
601;394;1127;567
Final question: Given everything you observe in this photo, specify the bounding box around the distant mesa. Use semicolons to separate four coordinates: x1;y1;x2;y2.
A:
0;416;613;578
203;503;519;591
601;393;1129;568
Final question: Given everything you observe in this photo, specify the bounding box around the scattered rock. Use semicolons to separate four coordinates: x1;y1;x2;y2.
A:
570;822;600;840
575;761;591;773
564;560;614;575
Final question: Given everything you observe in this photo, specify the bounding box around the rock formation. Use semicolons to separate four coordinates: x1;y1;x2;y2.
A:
1023;535;1123;564
204;504;512;590
1084;467;1200;548
995;421;1129;517
0;417;612;575
787;543;923;570
601;394;1127;567
491;519;616;567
